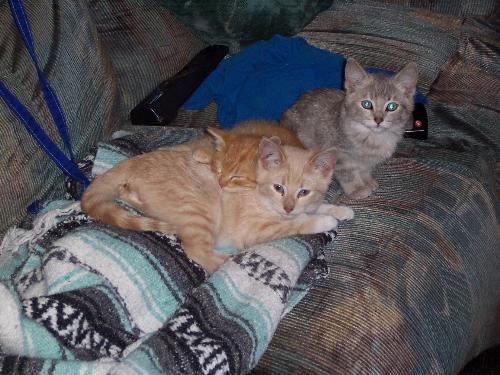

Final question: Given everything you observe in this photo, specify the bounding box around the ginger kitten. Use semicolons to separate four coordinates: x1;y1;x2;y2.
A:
193;120;304;191
81;136;353;273
282;58;418;199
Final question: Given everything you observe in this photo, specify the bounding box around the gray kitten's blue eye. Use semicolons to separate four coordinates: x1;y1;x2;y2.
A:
386;102;398;111
361;100;373;110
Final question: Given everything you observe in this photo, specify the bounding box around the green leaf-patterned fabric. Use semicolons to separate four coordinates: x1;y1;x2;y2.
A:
155;0;333;49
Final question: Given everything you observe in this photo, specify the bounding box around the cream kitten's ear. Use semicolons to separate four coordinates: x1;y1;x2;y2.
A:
393;62;418;97
206;127;227;151
259;137;284;170
344;58;370;92
310;148;337;177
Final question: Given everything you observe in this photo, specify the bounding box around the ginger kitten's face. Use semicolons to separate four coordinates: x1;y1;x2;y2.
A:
199;129;261;191
256;138;336;218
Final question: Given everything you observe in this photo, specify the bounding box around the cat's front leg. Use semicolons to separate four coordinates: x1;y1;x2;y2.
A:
244;214;338;248
360;170;379;191
296;214;339;234
336;168;373;199
316;204;354;221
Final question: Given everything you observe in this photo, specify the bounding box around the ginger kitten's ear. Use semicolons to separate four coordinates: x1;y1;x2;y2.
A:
310;148;337;177
192;147;213;164
206;127;227;151
259;137;285;170
393;62;418;97
344;58;370;92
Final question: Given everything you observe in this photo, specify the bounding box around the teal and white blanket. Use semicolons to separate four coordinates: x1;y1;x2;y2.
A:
0;130;334;374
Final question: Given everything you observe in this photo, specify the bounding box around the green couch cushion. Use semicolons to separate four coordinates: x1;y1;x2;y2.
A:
155;0;333;49
367;0;499;17
429;17;500;111
298;0;463;94
88;0;207;116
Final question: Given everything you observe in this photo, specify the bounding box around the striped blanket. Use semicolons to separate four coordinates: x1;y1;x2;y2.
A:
0;129;335;374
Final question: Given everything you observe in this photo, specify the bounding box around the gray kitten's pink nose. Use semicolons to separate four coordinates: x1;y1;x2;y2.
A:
374;116;383;125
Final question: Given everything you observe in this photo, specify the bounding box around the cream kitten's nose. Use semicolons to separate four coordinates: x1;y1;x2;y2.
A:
284;205;294;214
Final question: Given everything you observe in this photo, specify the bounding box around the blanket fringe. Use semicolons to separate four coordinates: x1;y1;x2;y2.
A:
0;201;81;266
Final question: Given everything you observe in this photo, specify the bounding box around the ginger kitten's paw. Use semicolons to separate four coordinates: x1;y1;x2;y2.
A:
312;215;339;232
317;204;354;221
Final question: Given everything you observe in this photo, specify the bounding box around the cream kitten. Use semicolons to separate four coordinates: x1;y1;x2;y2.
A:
81;137;354;273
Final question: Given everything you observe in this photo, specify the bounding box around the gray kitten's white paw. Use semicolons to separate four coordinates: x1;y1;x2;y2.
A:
312;215;338;232
317;204;355;221
348;186;373;200
365;178;379;191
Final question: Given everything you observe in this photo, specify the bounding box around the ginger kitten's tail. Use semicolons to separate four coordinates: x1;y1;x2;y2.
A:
81;172;176;234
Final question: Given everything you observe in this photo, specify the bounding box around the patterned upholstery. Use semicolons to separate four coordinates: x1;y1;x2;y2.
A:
253;2;500;373
429;16;500;111
0;0;206;239
0;0;121;239
88;0;207;115
0;0;498;373
298;0;463;94
365;0;499;16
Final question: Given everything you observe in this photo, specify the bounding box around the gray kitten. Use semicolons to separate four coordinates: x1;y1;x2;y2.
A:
281;58;418;199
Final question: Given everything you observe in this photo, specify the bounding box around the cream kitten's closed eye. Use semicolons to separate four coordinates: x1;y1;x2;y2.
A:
193;121;304;191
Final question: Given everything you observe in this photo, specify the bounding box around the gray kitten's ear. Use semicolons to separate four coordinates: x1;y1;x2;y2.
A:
206;127;227;150
393;62;418;97
259;137;284;170
344;58;369;92
310;148;337;177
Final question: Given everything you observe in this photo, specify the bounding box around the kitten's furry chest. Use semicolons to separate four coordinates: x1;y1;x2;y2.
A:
337;123;400;168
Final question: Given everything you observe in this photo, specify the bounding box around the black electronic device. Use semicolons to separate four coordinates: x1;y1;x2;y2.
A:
404;102;428;140
130;45;229;126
